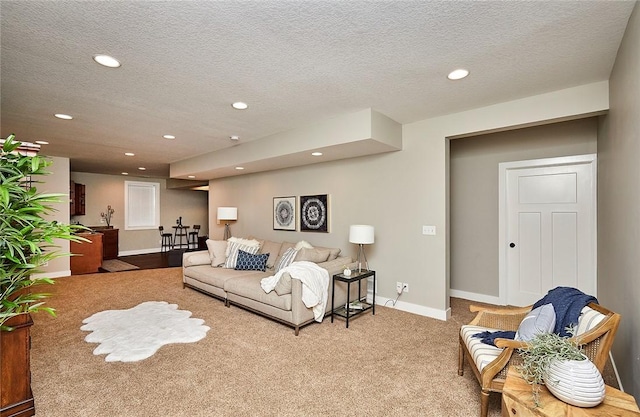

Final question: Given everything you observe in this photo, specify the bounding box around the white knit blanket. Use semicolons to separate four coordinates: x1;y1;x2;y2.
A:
261;261;329;322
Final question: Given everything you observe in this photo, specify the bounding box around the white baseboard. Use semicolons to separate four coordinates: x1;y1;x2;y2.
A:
31;270;71;279
450;289;502;305
371;294;450;321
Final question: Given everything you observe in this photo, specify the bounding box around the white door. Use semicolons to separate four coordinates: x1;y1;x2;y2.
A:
499;155;597;306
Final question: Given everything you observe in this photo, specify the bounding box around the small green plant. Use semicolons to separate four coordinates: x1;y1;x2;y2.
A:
518;326;585;406
0;134;88;330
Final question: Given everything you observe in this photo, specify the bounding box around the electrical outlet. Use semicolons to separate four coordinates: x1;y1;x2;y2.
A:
402;283;409;293
396;281;403;294
422;225;436;235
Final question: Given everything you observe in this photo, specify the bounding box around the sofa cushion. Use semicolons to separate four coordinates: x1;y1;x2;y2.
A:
224;275;292;311
515;303;556;341
275;247;298;273
460;324;504;372
259;240;282;269
313;245;341;261
235;250;269;272
295;247;331;263
224;239;261;269
184;265;268;289
206;239;228;267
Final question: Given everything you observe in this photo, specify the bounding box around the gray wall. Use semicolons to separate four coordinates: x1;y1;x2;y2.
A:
450;118;598;297
70;172;209;254
599;2;639;400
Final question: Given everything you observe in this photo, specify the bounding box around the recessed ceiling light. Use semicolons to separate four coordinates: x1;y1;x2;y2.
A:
124;152;135;156
447;69;469;80
121;172;129;175
232;102;248;110
35;140;49;145
230;135;239;141
163;134;175;139
235;166;244;170
93;54;121;68
54;113;73;120
138;167;146;171
188;175;195;179
311;152;323;156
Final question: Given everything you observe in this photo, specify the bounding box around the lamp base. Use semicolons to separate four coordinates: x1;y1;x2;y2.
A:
356;244;369;273
223;224;232;240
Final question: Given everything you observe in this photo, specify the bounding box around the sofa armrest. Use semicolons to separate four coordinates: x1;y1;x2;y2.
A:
290;276;314;325
183;250;211;267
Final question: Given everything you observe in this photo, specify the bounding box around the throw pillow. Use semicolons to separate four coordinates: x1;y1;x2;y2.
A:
259;240;282;269
225;237;260;257
274;247;299;273
206;239;228;267
224;240;261;269
295;247;331;263
235;250;269;272
274;273;292;296
313;245;341;261
294;240;314;251
515;303;556;341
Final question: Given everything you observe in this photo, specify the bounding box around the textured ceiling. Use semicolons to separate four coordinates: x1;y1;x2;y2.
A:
0;1;635;179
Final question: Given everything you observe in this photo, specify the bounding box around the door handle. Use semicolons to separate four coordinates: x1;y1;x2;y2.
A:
509;242;516;248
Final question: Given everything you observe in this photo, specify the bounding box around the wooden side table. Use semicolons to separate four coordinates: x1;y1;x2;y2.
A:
502;368;640;417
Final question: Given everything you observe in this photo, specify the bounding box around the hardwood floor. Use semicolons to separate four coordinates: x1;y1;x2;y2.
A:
115;242;207;271
117;252;171;270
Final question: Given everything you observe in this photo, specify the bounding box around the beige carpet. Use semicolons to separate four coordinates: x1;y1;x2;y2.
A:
29;269;615;417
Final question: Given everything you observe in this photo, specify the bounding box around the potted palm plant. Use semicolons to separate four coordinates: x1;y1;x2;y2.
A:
1;134;87;415
518;327;605;408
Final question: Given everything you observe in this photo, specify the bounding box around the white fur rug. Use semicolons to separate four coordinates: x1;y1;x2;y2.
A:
81;301;210;362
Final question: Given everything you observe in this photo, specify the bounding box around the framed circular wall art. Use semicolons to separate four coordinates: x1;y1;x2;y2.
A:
273;196;296;231
300;194;329;233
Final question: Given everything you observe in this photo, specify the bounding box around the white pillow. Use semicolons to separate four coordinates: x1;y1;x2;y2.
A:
206;239;228;267
224;240;261;269
515;303;556;341
294;240;314;251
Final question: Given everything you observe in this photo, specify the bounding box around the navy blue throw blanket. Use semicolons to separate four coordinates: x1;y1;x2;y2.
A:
472;330;516;346
532;286;597;337
472;287;597;346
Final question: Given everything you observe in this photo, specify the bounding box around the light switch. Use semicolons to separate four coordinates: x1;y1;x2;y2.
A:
422;225;436;235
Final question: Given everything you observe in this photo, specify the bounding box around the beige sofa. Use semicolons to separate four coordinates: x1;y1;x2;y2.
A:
182;238;360;335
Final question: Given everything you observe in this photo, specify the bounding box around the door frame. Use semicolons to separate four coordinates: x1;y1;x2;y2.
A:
498;154;597;305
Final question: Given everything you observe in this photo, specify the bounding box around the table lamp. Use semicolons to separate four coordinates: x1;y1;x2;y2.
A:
217;207;237;240
349;225;374;272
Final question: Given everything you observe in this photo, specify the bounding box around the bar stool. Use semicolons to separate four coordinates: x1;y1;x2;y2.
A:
159;226;173;251
188;225;201;250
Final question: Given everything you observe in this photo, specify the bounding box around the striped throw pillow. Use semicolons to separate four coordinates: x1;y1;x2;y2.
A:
224;241;260;269
275;247;299;273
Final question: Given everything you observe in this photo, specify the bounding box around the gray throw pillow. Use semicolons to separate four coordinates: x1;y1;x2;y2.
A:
515;303;556;341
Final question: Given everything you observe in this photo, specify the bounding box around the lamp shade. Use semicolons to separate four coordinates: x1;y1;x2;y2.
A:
217;207;238;221
349;225;374;244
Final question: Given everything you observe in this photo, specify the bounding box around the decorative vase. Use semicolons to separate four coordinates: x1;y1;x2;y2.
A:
543;355;605;407
343;268;352;276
